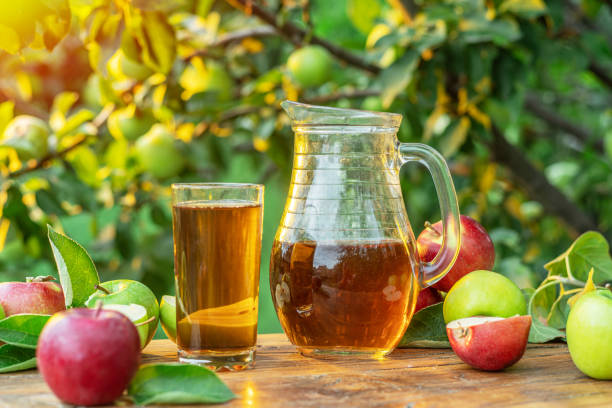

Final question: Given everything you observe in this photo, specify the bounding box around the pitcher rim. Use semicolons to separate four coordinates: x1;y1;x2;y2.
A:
281;100;402;128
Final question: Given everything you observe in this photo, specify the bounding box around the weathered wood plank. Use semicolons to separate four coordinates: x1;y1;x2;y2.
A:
0;335;610;408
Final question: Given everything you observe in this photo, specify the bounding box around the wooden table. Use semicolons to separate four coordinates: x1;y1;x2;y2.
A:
1;334;611;407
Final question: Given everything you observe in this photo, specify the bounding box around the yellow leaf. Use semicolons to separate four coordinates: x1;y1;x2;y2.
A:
0;219;10;251
479;162;497;193
16;72;32;101
241;38;263;53
253;137;269;152
467;103;491;129
176;122;195;143
567;268;597;308
442;117;471;156
0;24;21;54
457;87;468;115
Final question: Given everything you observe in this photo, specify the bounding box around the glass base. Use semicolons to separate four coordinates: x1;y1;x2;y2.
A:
297;346;390;360
178;347;255;371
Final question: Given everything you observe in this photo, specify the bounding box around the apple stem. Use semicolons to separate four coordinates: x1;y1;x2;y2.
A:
135;316;156;327
95;284;112;295
424;221;442;238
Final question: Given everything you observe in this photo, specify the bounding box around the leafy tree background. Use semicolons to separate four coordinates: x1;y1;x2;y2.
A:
0;0;610;337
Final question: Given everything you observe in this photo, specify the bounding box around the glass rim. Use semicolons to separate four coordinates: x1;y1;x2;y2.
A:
171;183;263;190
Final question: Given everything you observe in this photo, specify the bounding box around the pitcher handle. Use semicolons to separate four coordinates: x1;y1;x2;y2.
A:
397;143;461;287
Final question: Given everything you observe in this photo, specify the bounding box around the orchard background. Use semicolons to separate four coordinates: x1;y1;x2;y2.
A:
0;0;610;338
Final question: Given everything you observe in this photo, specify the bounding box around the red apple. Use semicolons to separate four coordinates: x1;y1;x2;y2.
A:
415;287;442;313
0;276;65;316
417;215;495;292
37;308;141;406
446;315;531;371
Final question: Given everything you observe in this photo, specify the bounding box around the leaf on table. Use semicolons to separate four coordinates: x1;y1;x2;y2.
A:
0;314;50;349
398;303;450;348
0;344;36;373
544;231;612;284
528;318;565;343
127;363;236;405
48;225;100;308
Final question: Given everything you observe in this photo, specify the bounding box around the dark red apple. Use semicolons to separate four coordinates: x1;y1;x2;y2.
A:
417;215;495;292
415;287;442;313
37;308;141;406
446;315;531;371
0;276;65;316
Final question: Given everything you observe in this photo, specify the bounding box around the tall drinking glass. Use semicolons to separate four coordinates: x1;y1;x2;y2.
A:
172;183;264;371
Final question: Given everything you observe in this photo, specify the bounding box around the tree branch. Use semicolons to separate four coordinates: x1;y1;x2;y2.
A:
588;60;612;90
224;0;381;74
524;94;604;153
489;124;598;234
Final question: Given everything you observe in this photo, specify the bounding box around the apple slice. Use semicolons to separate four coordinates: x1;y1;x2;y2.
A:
446;315;532;371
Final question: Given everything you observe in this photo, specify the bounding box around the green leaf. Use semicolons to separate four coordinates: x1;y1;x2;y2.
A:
347;0;381;34
499;0;547;18
128;363;236;405
528;318;565;343
0;344;37;373
377;50;419;108
544;231;612;284
459;17;521;46
398;303;450;348
0;314;51;349
48;225;100;308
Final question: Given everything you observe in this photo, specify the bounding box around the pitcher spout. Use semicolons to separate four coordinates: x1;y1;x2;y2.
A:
281;100;402;128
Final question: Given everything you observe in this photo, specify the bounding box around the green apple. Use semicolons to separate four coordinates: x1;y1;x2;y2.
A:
85;280;159;348
567;289;612;379
135;124;185;179
159;295;176;343
287;45;333;88
443;270;526;323
2;115;49;160
100;303;149;349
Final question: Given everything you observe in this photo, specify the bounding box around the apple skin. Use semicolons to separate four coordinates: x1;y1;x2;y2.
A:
417;215;495;292
85;280;159;348
37;308;141;406
566;290;612;380
443;270;526;324
159;295;176;343
415;287;442;314
0;278;65;316
447;315;531;371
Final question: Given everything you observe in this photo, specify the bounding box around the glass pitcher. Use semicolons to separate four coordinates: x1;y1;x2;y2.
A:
270;101;461;358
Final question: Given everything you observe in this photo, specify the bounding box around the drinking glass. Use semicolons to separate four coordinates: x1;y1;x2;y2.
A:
172;183;264;370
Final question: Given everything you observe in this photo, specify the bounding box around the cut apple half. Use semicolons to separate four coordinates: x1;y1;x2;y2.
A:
102;303;149;349
446;315;532;371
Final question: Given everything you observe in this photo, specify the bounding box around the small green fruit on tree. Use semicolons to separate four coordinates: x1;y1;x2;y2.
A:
443;270;526;323
179;59;233;101
2;115;49;160
108;106;155;141
287;45;333;88
135;124;185;179
566;289;612;380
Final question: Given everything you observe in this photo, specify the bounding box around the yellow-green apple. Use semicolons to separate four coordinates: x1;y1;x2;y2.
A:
135;125;184;179
443;270;526;323
414;287;442;314
566;290;612;379
287;45;333;88
37;308;141;406
417;215;495;292
159;295;176;343
447;315;531;371
85;280;159;349
0;276;65;316
2;115;49;160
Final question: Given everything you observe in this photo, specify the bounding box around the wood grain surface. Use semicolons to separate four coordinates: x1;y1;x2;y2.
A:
1;334;610;407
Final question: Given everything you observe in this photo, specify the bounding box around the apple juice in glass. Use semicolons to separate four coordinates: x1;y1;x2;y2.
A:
172;183;263;370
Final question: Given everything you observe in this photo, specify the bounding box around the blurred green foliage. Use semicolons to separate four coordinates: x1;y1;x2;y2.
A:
0;0;610;337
